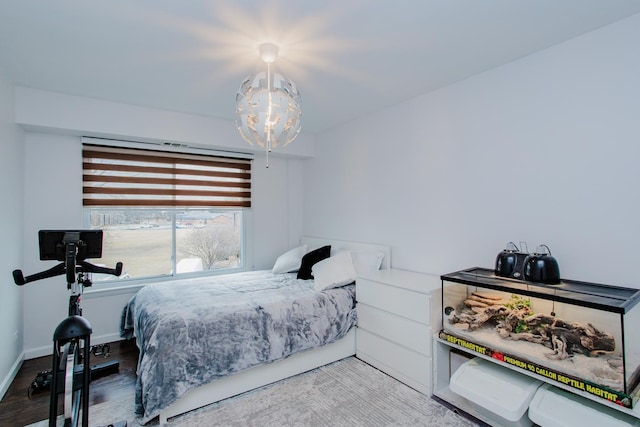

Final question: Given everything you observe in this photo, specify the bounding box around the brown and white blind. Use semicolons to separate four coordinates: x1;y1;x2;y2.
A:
82;144;251;208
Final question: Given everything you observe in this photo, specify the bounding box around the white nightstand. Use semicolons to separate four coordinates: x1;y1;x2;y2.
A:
355;268;441;395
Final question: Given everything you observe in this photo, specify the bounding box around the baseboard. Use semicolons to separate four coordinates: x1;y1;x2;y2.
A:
23;332;124;360
24;344;51;360
0;351;24;400
91;332;124;347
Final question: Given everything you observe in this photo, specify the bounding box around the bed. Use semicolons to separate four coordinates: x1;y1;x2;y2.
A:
120;236;391;425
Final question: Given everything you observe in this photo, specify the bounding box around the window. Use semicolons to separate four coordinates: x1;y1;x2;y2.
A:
82;143;251;282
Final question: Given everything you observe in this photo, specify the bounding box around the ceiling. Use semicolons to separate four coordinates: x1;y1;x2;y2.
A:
1;0;639;134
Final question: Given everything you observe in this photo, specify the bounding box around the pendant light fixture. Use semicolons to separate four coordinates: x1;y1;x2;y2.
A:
236;43;302;167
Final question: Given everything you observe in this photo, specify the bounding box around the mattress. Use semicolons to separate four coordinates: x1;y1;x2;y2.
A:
120;270;357;424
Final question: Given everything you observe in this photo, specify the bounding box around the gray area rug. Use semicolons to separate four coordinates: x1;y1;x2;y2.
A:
30;357;479;426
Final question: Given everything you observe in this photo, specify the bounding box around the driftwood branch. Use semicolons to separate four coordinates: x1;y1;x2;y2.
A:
447;292;615;360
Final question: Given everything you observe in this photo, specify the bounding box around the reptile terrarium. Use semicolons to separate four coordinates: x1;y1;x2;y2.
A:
440;267;640;408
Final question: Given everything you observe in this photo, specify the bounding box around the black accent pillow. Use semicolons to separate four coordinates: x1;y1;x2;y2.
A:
297;245;331;280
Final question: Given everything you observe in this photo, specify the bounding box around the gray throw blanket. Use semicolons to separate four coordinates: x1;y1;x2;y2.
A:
120;270;357;424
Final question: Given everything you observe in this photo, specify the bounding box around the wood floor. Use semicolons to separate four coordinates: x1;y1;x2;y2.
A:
0;340;139;427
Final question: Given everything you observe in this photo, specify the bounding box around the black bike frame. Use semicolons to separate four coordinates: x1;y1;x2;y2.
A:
13;230;122;427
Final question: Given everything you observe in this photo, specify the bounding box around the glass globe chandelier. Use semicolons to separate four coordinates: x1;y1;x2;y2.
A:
236;43;302;168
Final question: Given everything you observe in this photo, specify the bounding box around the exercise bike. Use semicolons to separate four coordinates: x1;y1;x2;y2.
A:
13;230;126;427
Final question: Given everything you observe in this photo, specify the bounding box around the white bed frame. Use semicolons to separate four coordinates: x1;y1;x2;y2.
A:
158;236;391;425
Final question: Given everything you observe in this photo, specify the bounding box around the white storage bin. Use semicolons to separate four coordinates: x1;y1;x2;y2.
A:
529;383;640;427
450;358;542;427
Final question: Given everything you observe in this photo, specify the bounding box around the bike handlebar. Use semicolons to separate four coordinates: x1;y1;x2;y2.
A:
78;261;123;277
13;269;26;286
13;263;66;286
12;261;123;286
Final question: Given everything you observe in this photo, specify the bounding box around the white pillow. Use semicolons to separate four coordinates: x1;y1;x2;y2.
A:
272;244;308;274
312;251;357;291
351;250;385;274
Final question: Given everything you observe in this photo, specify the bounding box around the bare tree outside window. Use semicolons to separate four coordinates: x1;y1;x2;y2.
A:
178;225;240;270
86;208;243;280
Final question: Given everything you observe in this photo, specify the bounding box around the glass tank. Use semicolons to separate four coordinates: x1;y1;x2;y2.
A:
440;267;640;408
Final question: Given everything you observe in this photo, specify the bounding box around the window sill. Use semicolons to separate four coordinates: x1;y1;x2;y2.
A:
83;283;144;299
82;268;246;299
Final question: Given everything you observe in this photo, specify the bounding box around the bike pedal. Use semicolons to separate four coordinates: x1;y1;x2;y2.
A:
28;369;53;398
33;370;52;388
90;343;111;357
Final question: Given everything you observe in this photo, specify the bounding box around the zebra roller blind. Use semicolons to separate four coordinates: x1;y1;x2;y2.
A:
82;144;251;208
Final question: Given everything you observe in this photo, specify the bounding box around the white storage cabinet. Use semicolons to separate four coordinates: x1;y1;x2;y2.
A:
355;269;440;394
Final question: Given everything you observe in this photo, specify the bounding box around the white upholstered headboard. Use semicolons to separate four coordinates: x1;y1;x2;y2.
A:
301;236;391;270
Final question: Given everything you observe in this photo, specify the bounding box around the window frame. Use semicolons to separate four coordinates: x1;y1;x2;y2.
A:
79;139;253;292
83;207;247;289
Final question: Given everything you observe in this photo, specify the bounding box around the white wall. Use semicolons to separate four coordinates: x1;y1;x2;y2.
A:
18;109;305;357
305;14;640;288
0;72;25;397
15;87;316;160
